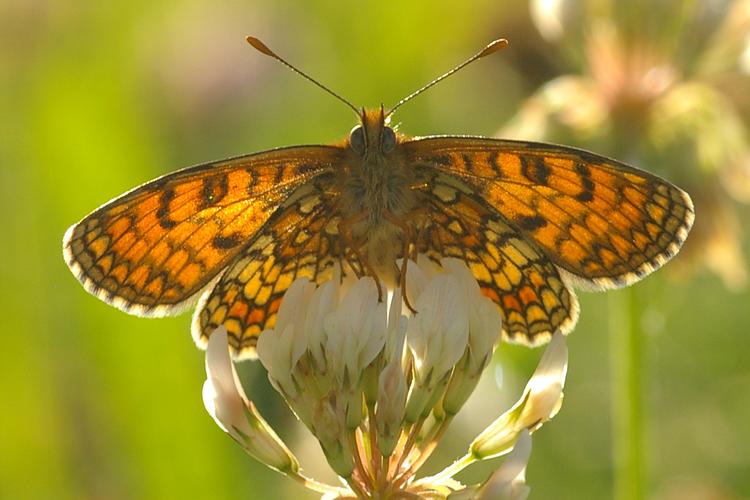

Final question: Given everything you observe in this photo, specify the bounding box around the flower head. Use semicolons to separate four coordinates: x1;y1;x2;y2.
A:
203;257;568;498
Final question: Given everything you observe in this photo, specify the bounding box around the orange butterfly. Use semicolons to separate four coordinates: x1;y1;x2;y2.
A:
63;37;694;359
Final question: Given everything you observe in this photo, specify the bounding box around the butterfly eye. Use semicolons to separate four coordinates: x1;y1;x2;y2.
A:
350;126;365;154
381;127;396;153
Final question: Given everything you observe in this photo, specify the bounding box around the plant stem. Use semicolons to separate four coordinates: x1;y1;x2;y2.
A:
417;452;475;486
288;471;344;496
610;288;644;500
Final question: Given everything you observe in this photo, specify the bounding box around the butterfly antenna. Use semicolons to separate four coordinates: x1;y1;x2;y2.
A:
246;36;360;116
386;38;508;118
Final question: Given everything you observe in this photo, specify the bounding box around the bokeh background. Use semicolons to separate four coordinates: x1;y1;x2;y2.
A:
2;0;749;498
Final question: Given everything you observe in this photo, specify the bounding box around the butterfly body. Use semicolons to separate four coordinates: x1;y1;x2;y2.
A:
335;107;422;285
64;105;693;358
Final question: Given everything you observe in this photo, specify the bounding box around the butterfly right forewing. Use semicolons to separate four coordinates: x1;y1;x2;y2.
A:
403;137;694;291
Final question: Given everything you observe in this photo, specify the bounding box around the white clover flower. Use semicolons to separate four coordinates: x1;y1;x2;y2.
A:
202;257;568;499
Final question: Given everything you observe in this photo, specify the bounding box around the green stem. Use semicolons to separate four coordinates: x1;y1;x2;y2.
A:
288;470;345;496
417;452;475;486
609;288;644;500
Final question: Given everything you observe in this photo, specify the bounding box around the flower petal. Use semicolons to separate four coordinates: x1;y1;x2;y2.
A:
476;430;532;500
204;327;251;438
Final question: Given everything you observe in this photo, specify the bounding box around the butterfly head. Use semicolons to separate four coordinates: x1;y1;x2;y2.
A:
246;35;507;161
349;106;398;158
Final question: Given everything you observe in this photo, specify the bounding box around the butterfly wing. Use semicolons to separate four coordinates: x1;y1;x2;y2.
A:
414;171;578;345
404;137;694;291
63;146;343;316
192;177;357;359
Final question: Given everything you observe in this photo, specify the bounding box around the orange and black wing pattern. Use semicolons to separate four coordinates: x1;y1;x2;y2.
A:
405;137;694;344
63;146;342;317
414;170;577;346
192;179;357;358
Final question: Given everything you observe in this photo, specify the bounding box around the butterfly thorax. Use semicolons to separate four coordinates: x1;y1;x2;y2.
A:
337;108;422;284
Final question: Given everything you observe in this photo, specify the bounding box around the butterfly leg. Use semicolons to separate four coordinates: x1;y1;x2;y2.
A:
409;208;430;261
383;211;420;314
337;212;386;301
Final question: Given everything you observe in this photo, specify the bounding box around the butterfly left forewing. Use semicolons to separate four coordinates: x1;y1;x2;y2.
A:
403;137;694;291
63;146;342;316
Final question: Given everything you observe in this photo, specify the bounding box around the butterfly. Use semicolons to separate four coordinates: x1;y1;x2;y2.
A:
63;37;694;359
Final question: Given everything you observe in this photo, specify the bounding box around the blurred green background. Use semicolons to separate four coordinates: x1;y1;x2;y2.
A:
2;0;749;498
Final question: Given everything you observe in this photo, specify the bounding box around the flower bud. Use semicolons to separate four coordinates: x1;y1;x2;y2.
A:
203;327;299;473
406;271;470;421
471;332;567;459
311;399;353;478
441;259;502;415
376;347;407;456
475;430;532;500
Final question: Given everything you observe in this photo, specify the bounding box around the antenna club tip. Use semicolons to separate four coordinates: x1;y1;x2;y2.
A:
480;38;509;57
246;35;277;57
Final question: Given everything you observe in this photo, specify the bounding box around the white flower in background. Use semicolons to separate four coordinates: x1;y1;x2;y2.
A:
203;257;569;499
517;0;750;289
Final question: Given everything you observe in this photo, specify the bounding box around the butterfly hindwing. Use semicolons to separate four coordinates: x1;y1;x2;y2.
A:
415;170;578;345
404;137;695;291
63;146;342;316
192;178;359;358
